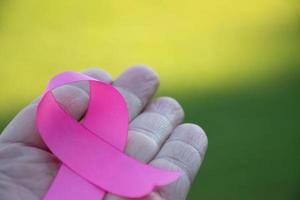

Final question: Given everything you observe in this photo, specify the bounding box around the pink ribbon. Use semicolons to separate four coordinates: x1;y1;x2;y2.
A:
36;72;181;200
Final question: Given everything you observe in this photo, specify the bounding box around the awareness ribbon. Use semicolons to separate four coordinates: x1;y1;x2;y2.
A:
36;72;181;200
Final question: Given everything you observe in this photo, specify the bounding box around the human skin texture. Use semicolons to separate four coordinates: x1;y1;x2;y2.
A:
0;66;208;200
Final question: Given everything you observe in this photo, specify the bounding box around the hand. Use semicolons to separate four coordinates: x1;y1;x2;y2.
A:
0;66;208;200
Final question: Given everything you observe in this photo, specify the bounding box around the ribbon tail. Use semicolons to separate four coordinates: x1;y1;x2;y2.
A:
44;165;106;200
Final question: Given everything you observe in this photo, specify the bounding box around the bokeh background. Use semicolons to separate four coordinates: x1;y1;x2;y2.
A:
0;1;299;199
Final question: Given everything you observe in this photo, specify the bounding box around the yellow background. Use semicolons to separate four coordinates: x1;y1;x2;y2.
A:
0;1;299;199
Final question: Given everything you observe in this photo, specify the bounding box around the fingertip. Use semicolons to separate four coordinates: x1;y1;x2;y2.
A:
146;97;185;125
114;65;160;104
82;68;112;83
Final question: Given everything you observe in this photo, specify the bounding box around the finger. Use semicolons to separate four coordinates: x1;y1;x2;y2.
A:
126;97;184;162
149;123;208;200
113;65;159;121
0;85;89;150
71;68;113;94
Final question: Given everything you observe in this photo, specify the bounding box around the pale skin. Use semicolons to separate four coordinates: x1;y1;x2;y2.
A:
0;66;208;200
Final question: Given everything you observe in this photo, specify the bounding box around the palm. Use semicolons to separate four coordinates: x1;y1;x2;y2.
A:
0;66;207;200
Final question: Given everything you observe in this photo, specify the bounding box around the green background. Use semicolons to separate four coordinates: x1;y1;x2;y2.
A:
0;1;299;199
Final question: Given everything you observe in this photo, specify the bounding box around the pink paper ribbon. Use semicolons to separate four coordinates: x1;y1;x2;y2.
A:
36;72;181;200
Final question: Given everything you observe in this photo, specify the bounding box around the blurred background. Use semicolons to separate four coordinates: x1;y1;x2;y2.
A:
0;0;299;199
